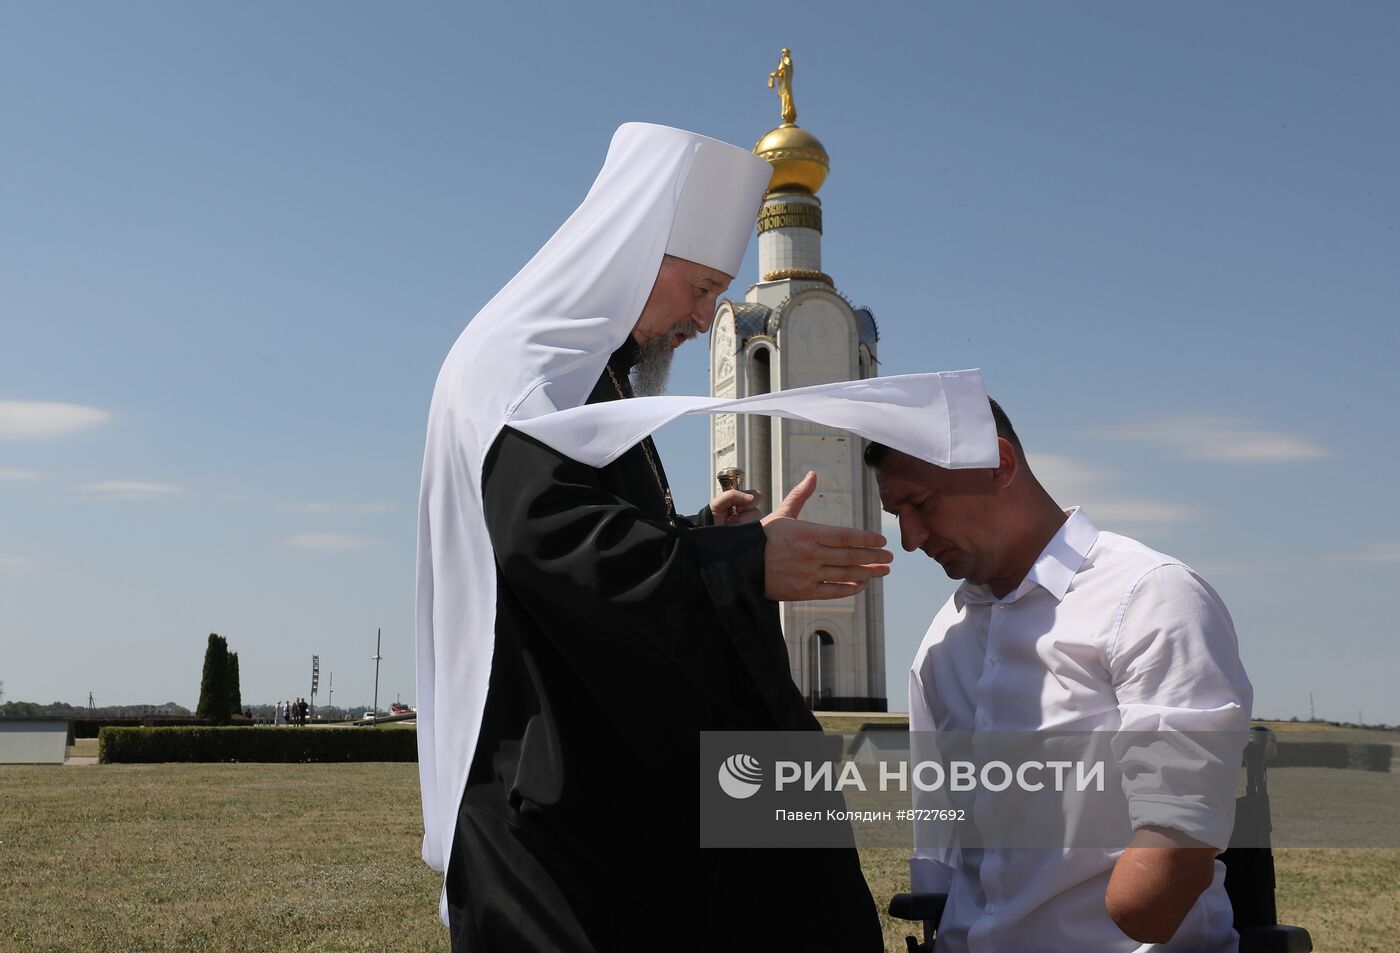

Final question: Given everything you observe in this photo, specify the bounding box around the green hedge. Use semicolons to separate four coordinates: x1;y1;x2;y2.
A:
1273;740;1392;772
73;716;226;739
98;726;417;764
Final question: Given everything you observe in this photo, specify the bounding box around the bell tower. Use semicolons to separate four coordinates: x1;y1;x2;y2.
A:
709;49;886;711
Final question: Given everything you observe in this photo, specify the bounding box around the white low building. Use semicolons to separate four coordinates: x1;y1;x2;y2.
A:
0;717;72;764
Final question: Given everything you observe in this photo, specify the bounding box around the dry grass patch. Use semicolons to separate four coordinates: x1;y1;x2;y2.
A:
1;762;444;953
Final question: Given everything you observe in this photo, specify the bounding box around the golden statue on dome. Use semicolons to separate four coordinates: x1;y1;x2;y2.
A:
768;48;796;124
754;48;830;195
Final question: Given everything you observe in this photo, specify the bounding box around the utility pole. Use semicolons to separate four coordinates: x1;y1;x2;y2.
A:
328;672;333;709
88;691;95;710
1309;692;1315;722
370;628;383;724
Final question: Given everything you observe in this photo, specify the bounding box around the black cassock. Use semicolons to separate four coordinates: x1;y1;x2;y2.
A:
446;337;882;952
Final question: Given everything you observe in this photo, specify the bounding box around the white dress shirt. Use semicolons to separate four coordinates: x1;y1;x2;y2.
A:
909;507;1252;953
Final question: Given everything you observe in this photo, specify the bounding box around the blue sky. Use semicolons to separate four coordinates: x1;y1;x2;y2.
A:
2;3;1396;721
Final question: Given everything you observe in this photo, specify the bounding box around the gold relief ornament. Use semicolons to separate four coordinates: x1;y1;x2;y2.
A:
761;267;833;286
768;48;796;124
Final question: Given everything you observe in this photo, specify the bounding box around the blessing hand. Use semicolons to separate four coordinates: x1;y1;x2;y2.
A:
760;471;893;601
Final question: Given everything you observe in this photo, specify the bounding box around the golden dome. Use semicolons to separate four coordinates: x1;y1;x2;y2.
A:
753;123;829;195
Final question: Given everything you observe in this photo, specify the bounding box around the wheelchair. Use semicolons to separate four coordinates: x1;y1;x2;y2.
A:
888;726;1314;952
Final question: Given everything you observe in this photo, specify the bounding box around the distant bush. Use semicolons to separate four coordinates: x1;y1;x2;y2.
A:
99;726;417;763
73;716;225;739
1274;741;1392;772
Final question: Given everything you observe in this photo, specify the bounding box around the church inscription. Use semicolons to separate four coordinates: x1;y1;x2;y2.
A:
757;202;823;235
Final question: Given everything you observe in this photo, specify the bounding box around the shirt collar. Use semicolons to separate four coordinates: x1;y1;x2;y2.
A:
956;507;1099;607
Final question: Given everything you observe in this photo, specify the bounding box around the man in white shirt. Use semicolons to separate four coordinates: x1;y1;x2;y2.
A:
867;398;1253;953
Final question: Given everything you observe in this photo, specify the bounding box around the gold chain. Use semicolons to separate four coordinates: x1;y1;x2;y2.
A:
606;366;677;525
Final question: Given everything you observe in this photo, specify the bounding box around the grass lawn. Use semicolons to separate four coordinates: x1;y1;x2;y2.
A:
1;760;444;953
1;732;1395;952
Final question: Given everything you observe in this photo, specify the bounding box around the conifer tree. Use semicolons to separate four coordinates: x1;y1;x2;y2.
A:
196;633;232;722
227;650;242;716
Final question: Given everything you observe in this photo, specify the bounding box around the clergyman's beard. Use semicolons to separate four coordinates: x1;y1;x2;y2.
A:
631;321;693;396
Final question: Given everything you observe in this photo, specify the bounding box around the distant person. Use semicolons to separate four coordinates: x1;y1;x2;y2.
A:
869;398;1252;951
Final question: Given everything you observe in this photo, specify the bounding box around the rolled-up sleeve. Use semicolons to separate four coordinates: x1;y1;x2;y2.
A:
1108;564;1253;849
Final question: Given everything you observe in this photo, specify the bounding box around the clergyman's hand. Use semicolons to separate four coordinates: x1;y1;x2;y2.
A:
710;488;764;525
760;471;892;601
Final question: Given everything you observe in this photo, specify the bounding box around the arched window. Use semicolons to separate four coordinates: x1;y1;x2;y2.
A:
809;630;835;709
749;345;772;395
746;345;774;507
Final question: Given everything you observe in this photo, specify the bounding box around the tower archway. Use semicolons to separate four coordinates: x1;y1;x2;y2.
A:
809;629;835;709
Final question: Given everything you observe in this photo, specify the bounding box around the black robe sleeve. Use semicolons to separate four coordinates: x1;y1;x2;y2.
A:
481;424;811;731
484;426;756;638
685;502;715;528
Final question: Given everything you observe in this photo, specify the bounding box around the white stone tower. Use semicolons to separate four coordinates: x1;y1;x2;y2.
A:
709;52;885;711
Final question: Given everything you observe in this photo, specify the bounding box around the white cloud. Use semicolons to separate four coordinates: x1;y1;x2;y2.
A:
0;401;110;439
283;532;371;552
1026;453;1192;526
1025;453;1103;498
278;502;399;514
74;480;182;502
0;466;41;481
1097;418;1328;463
1084;500;1196;524
1327;542;1400;564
